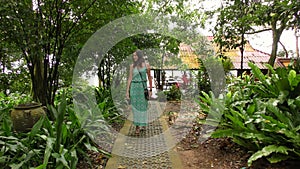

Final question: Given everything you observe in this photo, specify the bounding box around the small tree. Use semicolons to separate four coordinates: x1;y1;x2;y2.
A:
212;0;300;67
0;0;139;105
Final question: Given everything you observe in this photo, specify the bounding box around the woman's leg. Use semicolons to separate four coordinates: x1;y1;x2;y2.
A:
135;125;140;135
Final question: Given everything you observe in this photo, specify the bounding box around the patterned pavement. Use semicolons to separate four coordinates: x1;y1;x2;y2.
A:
105;101;183;169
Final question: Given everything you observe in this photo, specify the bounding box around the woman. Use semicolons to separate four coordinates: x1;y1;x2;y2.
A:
126;50;152;135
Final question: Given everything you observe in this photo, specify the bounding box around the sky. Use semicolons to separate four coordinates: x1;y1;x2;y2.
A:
246;30;298;55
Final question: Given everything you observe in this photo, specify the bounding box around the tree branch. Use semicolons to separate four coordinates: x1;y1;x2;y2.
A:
245;28;272;34
279;40;288;58
63;0;97;41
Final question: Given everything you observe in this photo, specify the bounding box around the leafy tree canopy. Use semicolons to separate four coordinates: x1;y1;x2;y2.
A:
211;0;300;66
0;0;140;105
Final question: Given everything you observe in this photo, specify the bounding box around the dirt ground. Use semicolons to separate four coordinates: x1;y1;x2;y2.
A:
176;128;300;169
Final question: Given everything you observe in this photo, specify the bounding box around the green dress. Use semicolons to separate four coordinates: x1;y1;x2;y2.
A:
130;67;148;126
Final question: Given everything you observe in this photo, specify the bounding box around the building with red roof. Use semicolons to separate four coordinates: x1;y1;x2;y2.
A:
178;36;287;75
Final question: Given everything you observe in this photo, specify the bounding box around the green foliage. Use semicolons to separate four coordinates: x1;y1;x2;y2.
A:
143;0;206;25
0;47;30;96
164;85;182;101
218;55;234;75
212;0;300;66
197;56;229;96
0;91;107;168
0;0;142;105
199;63;300;166
95;87;125;125
197;59;211;95
0;92;33;114
195;91;224;127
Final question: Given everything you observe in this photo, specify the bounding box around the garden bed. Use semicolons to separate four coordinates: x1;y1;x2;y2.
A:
164;101;300;169
177;130;300;169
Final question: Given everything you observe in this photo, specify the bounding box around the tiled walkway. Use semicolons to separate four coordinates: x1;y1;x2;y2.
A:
105;101;183;169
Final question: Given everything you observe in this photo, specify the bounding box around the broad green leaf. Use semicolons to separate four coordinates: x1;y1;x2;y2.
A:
278;90;289;103
50;105;58;119
294;96;300;107
42;137;55;169
9;150;35;169
267;153;289;163
260;114;288;129
275;78;290;92
249;62;265;82
52;150;70;169
42;116;54;137
54;91;68;152
239;133;273;142
7;143;19;153
33;164;46;169
70;149;78;169
288;70;297;89
294;125;300;132
0;136;18;140
211;129;235;138
84;142;100;152
0;156;7;163
9;163;23;169
266;64;276;75
266;102;293;128
61;124;68;144
232;137;257;150
2;117;11;136
248;145;290;166
246;103;256;115
29;116;45;138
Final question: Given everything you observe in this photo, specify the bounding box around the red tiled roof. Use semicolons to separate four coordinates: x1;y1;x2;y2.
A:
153;37;285;70
229;49;284;69
210;38;285;69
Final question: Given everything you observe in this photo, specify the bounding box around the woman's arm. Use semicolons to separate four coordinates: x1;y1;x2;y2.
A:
146;63;152;90
126;64;133;99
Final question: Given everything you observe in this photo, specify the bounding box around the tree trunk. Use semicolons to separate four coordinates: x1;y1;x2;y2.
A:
32;57;47;105
296;27;299;58
268;27;284;67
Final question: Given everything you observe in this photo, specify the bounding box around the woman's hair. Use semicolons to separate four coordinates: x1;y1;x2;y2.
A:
133;49;145;68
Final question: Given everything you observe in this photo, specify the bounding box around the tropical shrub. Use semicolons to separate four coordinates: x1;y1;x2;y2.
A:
57;86;125;126
199;62;300;166
55;87;74;105
0;92;32;114
0;91;106;168
0;92;32;136
164;85;182;101
95;87;125;125
197;59;211;96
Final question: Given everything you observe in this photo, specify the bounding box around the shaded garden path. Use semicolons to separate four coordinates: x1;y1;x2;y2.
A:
105;101;183;169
